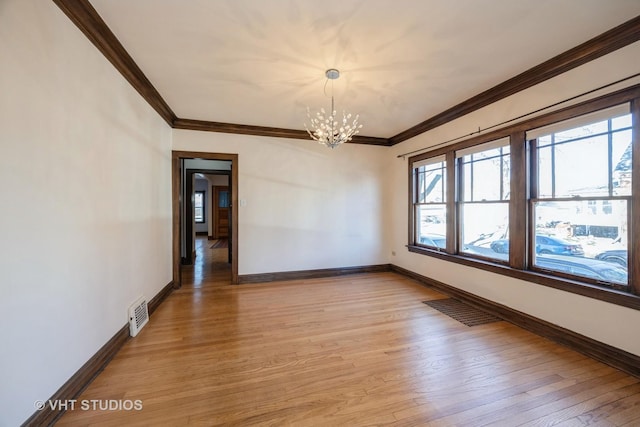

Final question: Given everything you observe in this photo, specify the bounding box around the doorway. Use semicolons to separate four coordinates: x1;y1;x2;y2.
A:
184;169;231;265
172;151;239;286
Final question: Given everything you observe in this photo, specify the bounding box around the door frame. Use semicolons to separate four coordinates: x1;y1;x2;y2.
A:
172;151;239;286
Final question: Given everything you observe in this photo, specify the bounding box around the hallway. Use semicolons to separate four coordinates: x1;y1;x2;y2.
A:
182;236;231;287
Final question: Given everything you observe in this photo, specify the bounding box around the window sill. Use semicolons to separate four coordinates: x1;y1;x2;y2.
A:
407;245;640;311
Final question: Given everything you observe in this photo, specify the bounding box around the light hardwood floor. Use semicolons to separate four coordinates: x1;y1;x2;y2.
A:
57;238;640;426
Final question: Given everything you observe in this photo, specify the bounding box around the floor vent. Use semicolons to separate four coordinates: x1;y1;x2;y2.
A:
128;297;149;337
422;298;501;327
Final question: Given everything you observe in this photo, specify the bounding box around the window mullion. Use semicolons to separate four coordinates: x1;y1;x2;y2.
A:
470;157;474;202
608;119;614;196
630;98;640;295
408;165;416;245
551;134;556;198
500;148;504;201
528;138;539;269
446;151;457;254
509;132;527;269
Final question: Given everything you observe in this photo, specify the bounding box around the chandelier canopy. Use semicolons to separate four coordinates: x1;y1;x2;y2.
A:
305;69;362;149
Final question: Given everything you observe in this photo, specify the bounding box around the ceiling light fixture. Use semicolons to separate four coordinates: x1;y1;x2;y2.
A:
305;69;362;149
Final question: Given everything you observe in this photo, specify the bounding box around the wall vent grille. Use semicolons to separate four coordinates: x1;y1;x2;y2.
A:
129;297;149;337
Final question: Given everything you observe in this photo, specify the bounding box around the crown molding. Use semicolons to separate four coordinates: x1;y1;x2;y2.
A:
53;0;177;126
390;14;640;144
173;118;390;146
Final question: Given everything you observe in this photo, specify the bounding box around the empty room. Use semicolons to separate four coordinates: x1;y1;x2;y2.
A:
2;0;640;426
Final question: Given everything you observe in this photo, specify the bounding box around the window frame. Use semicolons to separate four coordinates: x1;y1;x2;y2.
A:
456;138;511;264
411;156;448;251
528;113;632;291
407;84;640;310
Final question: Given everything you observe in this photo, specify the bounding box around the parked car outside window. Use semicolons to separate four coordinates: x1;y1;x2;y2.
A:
419;234;446;249
594;249;627;268
490;235;584;256
535;254;627;285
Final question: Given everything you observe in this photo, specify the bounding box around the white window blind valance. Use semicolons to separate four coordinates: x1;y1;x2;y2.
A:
412;155;446;169
526;103;630;141
455;137;510;159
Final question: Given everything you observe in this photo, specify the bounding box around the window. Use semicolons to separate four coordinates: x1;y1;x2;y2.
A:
529;105;631;289
457;138;510;262
218;190;230;208
408;89;638;305
194;191;205;223
412;156;447;249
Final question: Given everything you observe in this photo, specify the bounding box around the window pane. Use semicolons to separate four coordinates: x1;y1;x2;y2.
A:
461;146;510;202
536;113;633;200
533;200;628;286
459;203;509;261
553;136;609;198
502;157;511;200
194;191;205;223
194;192;203;207
417;204;446;248
538;145;553;198
470;158;501;201
417;162;445;203
219;191;229;208
554;120;608;142
613;130;632;196
537;135;552;149
612;114;632;130
194;207;204;222
462;162;471;201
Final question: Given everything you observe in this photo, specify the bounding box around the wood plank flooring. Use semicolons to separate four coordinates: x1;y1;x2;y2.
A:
56;239;640;426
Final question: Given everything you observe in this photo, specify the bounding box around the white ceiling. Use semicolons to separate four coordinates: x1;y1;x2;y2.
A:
89;0;640;138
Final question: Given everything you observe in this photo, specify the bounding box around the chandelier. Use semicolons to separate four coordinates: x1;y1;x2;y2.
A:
305;69;362;149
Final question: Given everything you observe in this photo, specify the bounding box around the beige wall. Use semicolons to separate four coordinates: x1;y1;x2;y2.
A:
172;131;389;275
386;41;640;357
0;1;173;425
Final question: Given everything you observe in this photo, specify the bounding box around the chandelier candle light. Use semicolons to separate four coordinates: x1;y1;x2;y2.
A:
305;69;362;149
